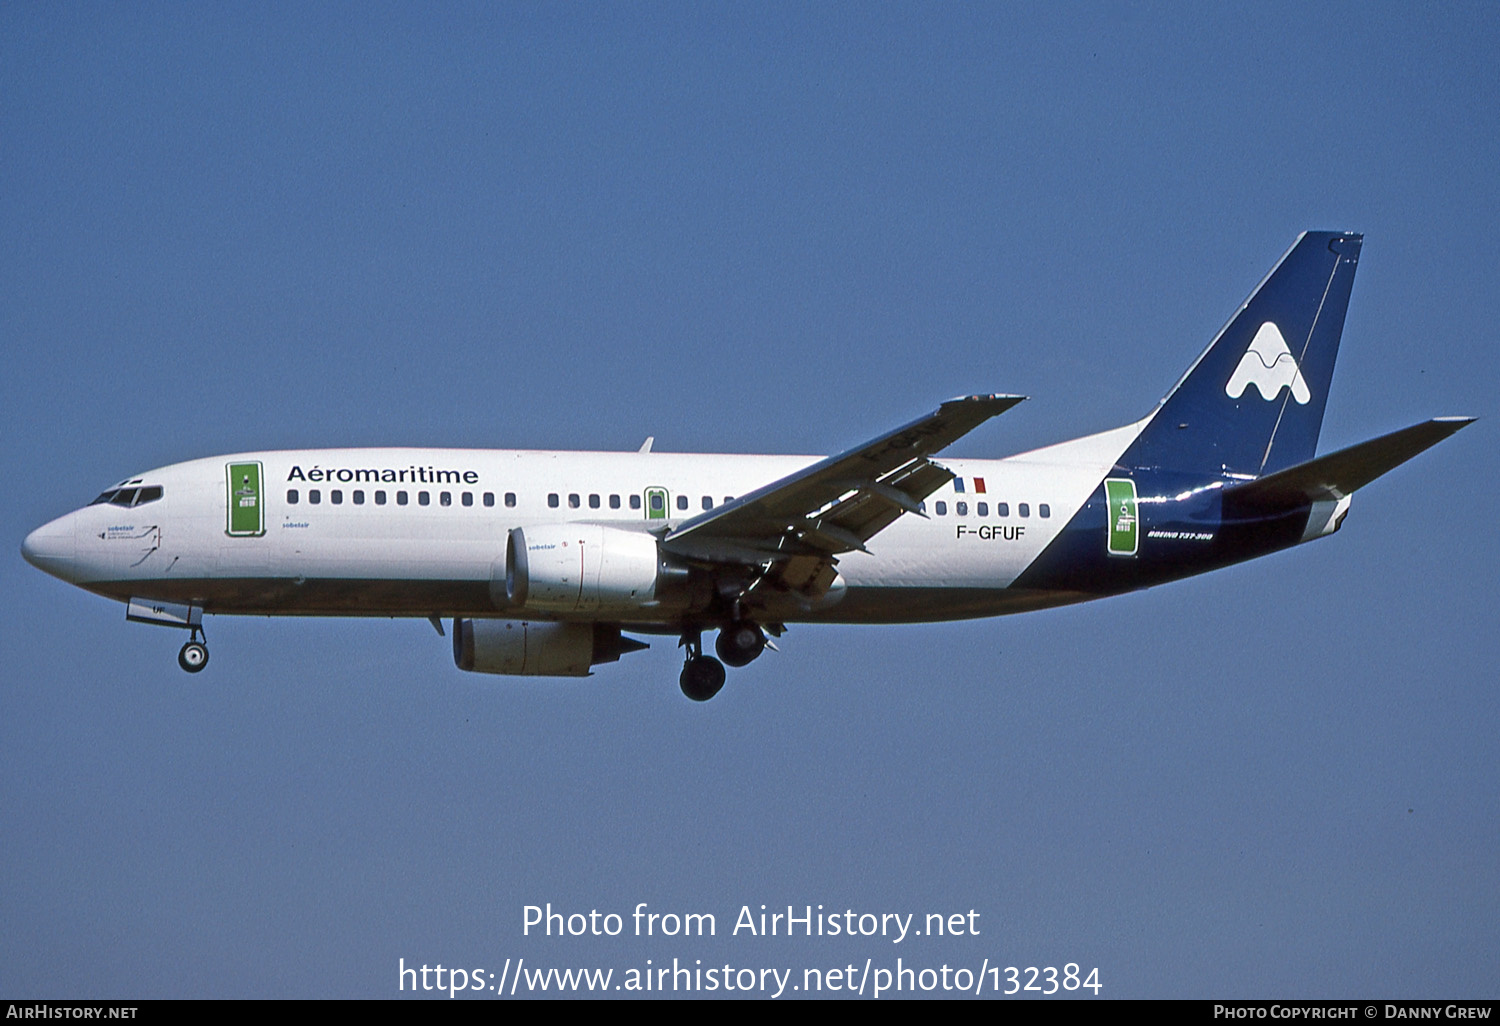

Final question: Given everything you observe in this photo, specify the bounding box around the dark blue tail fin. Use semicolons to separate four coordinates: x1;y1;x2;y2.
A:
1124;231;1362;478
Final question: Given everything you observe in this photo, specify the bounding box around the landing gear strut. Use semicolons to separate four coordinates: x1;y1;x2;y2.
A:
177;625;209;674
678;630;725;702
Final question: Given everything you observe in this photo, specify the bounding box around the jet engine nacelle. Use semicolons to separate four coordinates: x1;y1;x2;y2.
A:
503;524;666;613
453;619;648;677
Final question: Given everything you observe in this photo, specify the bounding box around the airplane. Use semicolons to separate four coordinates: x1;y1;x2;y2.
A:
22;231;1473;700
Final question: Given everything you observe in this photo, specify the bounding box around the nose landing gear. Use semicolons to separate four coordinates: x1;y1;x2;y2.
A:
125;599;209;674
177;626;209;673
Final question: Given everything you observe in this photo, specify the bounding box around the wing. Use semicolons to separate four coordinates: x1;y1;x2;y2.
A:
659;394;1024;608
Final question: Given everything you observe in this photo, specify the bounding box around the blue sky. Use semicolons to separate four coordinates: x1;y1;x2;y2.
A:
3;3;1496;998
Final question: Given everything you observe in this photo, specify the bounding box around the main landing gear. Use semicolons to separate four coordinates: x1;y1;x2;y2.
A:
715;621;766;667
679;631;726;702
678;621;770;701
177;625;209;674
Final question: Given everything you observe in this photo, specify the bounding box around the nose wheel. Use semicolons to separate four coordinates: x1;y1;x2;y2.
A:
177;627;209;673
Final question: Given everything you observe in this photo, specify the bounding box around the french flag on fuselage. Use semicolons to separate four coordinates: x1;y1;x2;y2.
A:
953;477;986;494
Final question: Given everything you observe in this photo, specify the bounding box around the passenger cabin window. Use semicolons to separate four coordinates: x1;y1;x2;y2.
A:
331;490;343;504
548;493;559;508
1040;504;1051;518
568;493;580;509
935;501;947;516
1019;503;1030;517
440;491;451;506
310;490;321;504
418;491;430;506
997;502;1009;516
376;491;387;505
956;501;968;516
287;489;299;504
504;493;516;507
462;492;473;507
676;495;688;511
977;502;988;516
397;491;408;505
609;494;620;509
630;494;641;510
353;490;365;504
701;496;712;510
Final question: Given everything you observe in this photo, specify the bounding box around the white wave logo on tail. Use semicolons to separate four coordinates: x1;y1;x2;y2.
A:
1225;322;1311;404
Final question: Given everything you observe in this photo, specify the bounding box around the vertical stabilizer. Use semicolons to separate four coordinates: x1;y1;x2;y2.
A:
1124;231;1362;477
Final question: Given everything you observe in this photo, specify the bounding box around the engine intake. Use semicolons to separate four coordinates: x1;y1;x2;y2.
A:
504;524;672;613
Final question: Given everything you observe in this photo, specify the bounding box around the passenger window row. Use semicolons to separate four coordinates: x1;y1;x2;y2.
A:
286;489;516;507
924;500;1051;519
544;493;734;511
283;488;739;512
93;485;1043;520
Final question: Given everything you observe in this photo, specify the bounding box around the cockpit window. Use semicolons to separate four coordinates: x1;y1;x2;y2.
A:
90;485;164;508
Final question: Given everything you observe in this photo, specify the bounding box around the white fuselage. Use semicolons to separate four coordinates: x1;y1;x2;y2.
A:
23;419;1147;626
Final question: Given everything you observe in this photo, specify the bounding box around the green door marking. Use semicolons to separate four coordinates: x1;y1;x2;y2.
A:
226;461;265;537
645;487;669;521
1105;478;1138;556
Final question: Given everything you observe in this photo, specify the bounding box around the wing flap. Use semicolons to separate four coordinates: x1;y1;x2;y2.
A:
661;394;1023;563
804;458;953;549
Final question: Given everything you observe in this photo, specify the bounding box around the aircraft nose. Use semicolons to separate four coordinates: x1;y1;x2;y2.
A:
21;515;77;578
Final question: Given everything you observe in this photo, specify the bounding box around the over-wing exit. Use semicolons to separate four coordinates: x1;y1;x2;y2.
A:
23;233;1473;700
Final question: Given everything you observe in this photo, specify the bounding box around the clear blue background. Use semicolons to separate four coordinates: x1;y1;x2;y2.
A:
3;2;1495;998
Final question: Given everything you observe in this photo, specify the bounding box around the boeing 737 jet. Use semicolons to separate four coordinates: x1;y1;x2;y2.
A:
22;232;1473;699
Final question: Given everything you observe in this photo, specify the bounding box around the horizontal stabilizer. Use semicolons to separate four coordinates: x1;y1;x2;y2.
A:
1225;417;1475;510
